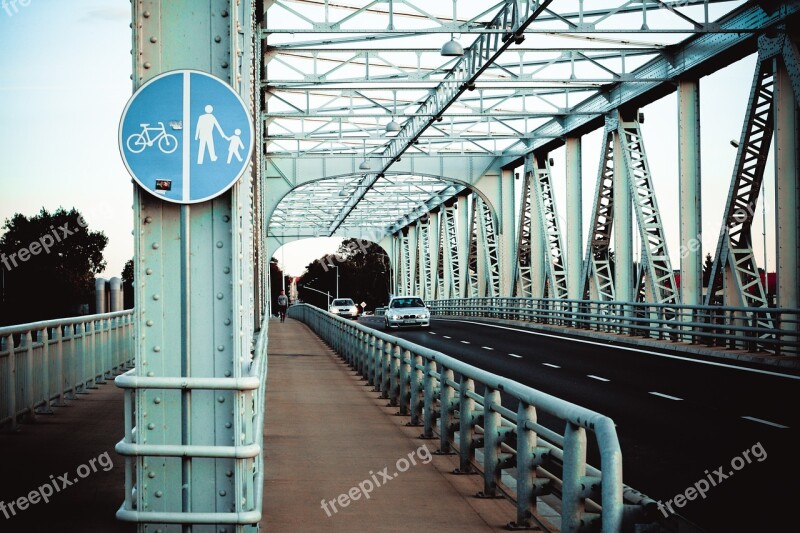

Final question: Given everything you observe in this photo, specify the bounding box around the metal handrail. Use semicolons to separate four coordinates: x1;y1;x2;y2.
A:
429;298;800;356
0;310;135;429
289;303;659;532
114;309;269;525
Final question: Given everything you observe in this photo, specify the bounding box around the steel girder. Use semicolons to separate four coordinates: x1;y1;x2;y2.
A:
616;111;679;305
582;126;616;303
476;194;501;297
466;195;481;297
704;36;786;342
515;166;534;297
528;153;569;299
417;219;433;299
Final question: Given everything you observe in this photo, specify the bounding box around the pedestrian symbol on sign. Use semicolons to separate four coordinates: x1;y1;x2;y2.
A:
119;70;254;204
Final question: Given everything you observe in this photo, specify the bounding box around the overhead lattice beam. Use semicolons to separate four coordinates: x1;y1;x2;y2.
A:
327;0;554;234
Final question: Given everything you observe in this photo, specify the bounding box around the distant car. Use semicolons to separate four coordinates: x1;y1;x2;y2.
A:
362;310;374;316
329;298;359;318
384;296;430;330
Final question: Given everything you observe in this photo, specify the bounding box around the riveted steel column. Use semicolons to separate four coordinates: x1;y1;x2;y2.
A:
775;58;799;311
128;1;248;528
679;80;702;307
613;128;633;309
566;137;583;300
427;210;440;301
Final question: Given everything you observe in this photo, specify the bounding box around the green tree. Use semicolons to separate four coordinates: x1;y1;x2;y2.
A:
298;239;390;312
122;259;134;309
0;208;108;325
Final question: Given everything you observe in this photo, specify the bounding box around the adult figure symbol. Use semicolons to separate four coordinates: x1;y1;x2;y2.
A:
195;104;225;164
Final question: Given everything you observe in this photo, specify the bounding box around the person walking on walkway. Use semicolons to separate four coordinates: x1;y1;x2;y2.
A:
277;290;289;323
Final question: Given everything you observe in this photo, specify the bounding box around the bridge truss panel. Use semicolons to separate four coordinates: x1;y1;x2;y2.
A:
616;113;679;306
529;153;569;299
582;127;616;303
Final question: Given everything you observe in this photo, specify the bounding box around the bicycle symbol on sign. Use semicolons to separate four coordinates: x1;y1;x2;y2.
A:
126;122;179;154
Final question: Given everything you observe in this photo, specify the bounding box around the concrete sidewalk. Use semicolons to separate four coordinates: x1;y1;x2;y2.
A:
261;317;517;532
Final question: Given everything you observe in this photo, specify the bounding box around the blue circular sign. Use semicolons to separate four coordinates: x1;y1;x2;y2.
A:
119;70;254;204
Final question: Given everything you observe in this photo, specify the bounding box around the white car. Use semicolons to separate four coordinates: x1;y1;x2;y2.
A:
384;296;430;330
329;298;359;319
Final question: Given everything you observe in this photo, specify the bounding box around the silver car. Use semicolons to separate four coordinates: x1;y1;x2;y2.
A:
384;296;430;330
329;298;359;318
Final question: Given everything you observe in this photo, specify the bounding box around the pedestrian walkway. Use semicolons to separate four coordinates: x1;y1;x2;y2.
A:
262;317;516;532
0;380;130;533
0;318;517;533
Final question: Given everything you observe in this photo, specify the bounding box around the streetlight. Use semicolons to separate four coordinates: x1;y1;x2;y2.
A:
327;263;339;299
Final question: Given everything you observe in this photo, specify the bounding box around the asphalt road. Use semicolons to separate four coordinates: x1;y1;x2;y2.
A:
358;316;800;532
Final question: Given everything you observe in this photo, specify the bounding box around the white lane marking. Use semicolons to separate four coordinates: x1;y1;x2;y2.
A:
741;416;789;429
482;346;494;351
460;340;470;344
587;374;610;382
443;335;451;339
509;353;523;359
542;363;560;369
649;391;683;401
437;319;800;381
428;332;436;335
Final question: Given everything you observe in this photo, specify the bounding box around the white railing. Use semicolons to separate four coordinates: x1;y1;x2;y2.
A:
289;303;660;532
0;310;135;429
430;298;800;356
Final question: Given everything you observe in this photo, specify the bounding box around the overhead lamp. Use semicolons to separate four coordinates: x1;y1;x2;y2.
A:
385;119;402;133
385;90;403;134
441;34;464;57
359;139;371;169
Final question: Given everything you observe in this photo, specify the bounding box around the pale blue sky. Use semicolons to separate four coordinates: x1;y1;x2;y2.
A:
0;2;773;280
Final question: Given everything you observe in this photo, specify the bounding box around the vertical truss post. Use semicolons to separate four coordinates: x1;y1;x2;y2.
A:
613;122;633;328
705;37;778;348
566;137;583;301
400;229;412;296
418;218;434;300
679;80;702;309
477;197;501;297
617;110;679;308
530;153;569;299
467;196;481;297
499;170;517;297
581;126;616;306
440;202;459;299
515;167;534;297
456;195;471;298
427;210;440;302
775;53;799;311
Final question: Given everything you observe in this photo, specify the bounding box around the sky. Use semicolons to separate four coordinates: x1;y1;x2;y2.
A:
0;1;776;280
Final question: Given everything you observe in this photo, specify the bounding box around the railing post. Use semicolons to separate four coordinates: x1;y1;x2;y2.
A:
380;341;391;399
561;421;588;532
455;376;476;474
6;333;17;431
398;348;411;415
408;353;423;426
421;358;437;439
76;323;89;394
23;332;35;422
437;366;455;454
36;328;53;414
478;387;502;498
512;402;547;529
388;344;401;406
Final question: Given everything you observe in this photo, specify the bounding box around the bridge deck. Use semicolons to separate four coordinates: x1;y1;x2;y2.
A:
0;318;515;532
262;317;515;532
